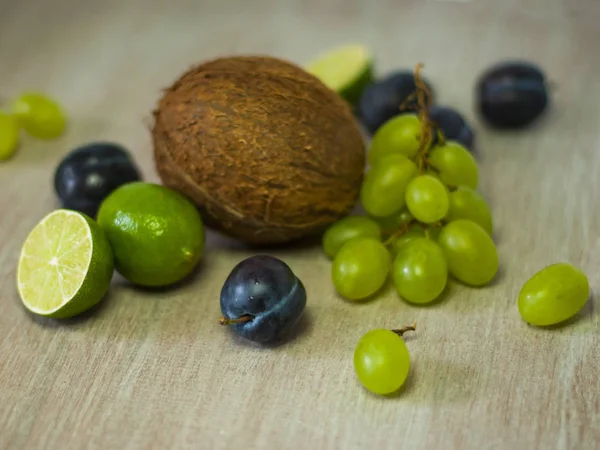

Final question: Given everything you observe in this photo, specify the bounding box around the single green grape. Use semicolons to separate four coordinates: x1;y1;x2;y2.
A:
392;238;447;304
446;186;493;235
518;263;589;326
322;216;382;259
332;237;391;300
405;174;449;224
12;92;67;139
424;169;443;182
360;154;417;217
368;114;422;165
354;328;411;395
391;224;425;254
438;219;498;286
372;208;413;233
0;112;20;161
428;141;478;189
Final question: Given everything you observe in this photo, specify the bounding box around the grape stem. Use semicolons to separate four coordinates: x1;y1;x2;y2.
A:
413;63;435;174
392;322;417;337
383;221;414;247
219;315;254;326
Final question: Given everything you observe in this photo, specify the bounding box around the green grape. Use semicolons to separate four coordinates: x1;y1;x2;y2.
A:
322;216;381;259
360;154;417;217
354;329;410;395
332;237;390;300
518;263;589;326
368;114;422;165
426;225;442;241
0;112;20;161
446;187;493;235
428;141;478;189
373;208;413;232
392;238;447;304
12;92;67;139
405;174;449;224
438;219;498;286
391;224;425;254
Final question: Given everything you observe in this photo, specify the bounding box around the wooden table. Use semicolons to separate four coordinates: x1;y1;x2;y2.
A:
1;1;599;448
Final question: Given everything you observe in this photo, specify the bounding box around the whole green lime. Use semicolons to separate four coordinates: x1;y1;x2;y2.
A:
97;182;205;287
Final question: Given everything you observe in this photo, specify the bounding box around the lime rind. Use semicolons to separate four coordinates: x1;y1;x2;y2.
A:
306;44;374;106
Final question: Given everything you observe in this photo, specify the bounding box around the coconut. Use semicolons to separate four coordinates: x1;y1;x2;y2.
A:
152;56;365;244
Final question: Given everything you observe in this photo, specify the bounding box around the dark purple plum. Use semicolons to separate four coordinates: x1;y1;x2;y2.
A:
429;106;475;150
358;71;434;134
54;142;141;218
219;255;307;344
477;61;549;128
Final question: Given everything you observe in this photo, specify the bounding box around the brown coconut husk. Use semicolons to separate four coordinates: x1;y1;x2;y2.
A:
152;55;365;245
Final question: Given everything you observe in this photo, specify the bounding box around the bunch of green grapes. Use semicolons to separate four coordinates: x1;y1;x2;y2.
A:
328;64;591;397
324;98;497;306
0;92;67;161
324;66;498;396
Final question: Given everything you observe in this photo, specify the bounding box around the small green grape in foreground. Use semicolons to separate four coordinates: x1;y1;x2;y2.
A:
332;237;390;300
428;141;478;189
322;216;381;259
360;154;417;217
518;263;589;326
12;92;67;139
0;112;20;161
368;114;422;165
405;174;449;224
354;326;414;395
438;219;498;286
446;186;493;236
392;237;447;304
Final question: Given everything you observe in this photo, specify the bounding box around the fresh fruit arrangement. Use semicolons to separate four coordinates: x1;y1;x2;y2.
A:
13;50;591;402
0;92;67;161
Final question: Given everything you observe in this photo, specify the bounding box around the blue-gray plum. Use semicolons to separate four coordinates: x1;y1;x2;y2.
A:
429;106;475;150
359;71;434;134
220;255;307;343
477;61;549;128
54;142;141;218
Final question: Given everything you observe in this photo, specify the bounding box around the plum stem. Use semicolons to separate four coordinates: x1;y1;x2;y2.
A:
219;315;254;326
392;322;417;337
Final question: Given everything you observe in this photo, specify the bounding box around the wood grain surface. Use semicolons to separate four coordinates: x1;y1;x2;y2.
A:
1;0;599;449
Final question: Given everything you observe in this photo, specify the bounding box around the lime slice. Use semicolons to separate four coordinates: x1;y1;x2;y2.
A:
306;44;374;106
17;210;114;318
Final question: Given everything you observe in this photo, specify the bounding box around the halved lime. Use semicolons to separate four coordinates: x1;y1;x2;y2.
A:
17;209;114;318
306;44;374;106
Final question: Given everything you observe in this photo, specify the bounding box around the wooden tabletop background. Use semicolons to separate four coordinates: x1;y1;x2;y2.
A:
1;0;599;449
